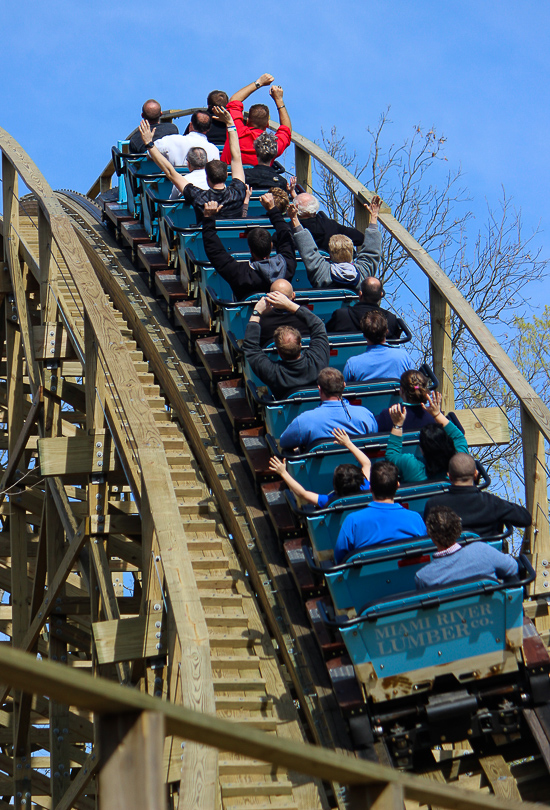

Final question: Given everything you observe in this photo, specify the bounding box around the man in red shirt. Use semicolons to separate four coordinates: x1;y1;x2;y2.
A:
220;73;292;166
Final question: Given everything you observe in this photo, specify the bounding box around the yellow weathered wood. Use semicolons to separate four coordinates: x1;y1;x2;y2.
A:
430;283;455;410
453;407;510;446
0;645;536;810
92;614;166;665
38;433;119;476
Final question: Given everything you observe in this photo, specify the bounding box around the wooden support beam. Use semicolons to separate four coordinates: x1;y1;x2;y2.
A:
0;387;42;508
92;614;166;665
521;406;550;632
430;282;455;410
98;712;165;810
33;324;75;360
52;752;99;810
453;407;510;447
294;145;312;194
38;433;119;476
349;781;404;809
0;645;536;810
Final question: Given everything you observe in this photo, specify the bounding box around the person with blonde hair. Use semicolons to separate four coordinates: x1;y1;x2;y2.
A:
288;197;382;291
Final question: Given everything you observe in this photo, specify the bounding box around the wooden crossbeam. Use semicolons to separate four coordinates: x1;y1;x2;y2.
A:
0;645;536;810
453;407;510;446
38;433;119;476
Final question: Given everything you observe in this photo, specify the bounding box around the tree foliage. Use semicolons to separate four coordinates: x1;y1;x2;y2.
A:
311;108;549;494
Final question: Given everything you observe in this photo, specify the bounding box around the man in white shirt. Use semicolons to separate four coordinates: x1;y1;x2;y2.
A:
154;110;220;166
169;146;209;199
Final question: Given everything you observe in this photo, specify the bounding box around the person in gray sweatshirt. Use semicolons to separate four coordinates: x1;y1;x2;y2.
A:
288;195;382;291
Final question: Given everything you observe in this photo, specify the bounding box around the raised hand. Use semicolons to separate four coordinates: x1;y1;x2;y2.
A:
257;73;274;87
203;201;224;218
268;456;286;476
332;428;353;447
287;202;300;227
364;194;381;224
389;403;407;427
260;192;275;210
423;391;443;417
139;119;155;144
269;85;284;103
266;290;295;311
288;176;297;199
211;106;234;126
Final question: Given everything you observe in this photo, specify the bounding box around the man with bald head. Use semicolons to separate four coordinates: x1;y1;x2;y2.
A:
257;280;311;346
423;453;532;537
292;192;364;252
326;276;402;337
153;110;220;166
128;99;179;153
242;292;329;400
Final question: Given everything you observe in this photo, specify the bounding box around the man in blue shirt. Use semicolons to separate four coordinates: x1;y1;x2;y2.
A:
279;368;377;450
416;506;518;589
343;310;414;383
334;461;426;563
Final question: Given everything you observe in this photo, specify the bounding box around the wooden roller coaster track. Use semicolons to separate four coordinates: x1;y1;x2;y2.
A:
0;112;549;810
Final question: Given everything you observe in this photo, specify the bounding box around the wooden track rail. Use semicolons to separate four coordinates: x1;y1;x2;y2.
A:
1;113;549;810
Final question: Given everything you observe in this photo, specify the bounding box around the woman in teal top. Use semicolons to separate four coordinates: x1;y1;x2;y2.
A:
385;392;469;482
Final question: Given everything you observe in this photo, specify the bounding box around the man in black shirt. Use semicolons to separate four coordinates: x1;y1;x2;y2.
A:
423;453;532;537
293;192;363;251
128;99;178;153
202;193;296;300
326;276;402;338
138;106;246;222
242;292;330;400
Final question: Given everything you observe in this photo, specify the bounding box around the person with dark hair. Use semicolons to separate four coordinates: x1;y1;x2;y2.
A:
279;368;378;450
128;99;179;153
257;280;311;346
140;107;246;222
334;460;426;564
221;73;292;166
376;370;436;432
326;276;402;337
415;506;518;589
183;91;231;146
291;190;364;252
168;146;209;199
343;311;414;383
289;198;382;291
386;392;469;482
423;454;532;537
269;428;371;507
243;133;289;190
242;292;329;400
202;193;296;300
153;110;220;166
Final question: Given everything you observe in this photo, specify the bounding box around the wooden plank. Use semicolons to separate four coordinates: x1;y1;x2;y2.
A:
430;283;455;410
521;407;550;632
38;433;119;476
294;146;312;194
453;407;510;446
349;782;404;809
479;755;521;801
0;645;538;810
0;386;42;508
92;614;166;665
98;712;165;810
33;323;75;360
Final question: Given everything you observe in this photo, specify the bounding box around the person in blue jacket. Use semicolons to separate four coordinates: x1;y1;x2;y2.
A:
385;392;469;483
334;460;426;563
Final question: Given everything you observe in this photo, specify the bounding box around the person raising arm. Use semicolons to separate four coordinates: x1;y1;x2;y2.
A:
140;105;244;194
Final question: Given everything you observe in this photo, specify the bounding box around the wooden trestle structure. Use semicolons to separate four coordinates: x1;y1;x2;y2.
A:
0;115;549;810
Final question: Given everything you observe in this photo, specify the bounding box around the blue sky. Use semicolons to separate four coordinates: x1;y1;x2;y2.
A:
3;0;549;307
